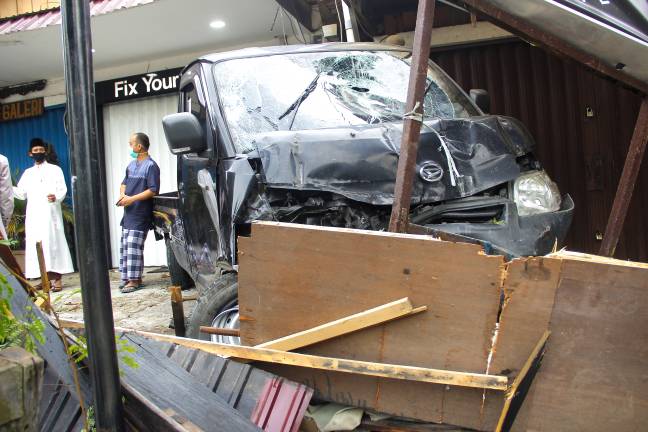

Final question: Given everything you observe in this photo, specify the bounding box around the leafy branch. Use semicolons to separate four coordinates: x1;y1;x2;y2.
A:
0;269;45;353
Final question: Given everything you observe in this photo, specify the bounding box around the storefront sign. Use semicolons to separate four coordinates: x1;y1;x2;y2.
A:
0;97;44;122
95;67;183;105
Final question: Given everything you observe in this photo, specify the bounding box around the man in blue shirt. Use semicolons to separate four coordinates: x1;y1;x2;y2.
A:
117;132;160;293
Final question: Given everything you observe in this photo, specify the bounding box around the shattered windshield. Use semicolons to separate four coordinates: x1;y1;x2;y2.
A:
213;50;479;153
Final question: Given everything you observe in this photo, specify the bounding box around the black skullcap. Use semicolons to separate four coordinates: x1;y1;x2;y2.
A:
30;138;48;150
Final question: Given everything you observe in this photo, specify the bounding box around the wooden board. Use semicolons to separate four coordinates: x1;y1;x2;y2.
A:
121;333;260;432
256;298;425;352
481;257;563;430
514;257;648;431
238;222;505;429
132;330;507;390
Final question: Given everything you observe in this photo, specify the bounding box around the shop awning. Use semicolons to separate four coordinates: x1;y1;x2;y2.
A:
0;0;156;35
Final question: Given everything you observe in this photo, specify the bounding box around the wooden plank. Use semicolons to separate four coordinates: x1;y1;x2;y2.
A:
200;326;241;337
256;298;426;352
238;222;504;428
169;286;186;337
517;258;648;431
122;381;188;432
495;331;550;432
600;97;648;256
481;257;563;430
35;241;50;305
129;329;508;391
119;333;259;432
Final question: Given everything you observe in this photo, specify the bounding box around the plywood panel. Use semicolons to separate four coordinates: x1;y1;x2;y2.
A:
482;257;563;429
238;222;504;429
517;258;648;431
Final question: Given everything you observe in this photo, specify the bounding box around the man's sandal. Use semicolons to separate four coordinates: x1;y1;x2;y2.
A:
120;282;142;294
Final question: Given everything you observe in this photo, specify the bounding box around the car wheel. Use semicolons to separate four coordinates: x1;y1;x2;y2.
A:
186;272;240;344
165;237;194;290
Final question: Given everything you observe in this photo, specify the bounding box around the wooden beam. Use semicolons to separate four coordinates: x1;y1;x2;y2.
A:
200;327;240;337
127;329;508;391
35;241;50;306
375;22;514;50
600;97;648;257
256;298;426;351
388;0;436;233
169;286;185;337
495;330;551;432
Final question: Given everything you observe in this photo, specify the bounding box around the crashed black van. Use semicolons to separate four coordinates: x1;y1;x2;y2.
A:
155;43;573;338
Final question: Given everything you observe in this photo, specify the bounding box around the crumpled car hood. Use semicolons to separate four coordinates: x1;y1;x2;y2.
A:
249;115;534;205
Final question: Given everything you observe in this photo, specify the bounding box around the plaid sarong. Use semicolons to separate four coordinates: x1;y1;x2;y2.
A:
119;228;147;282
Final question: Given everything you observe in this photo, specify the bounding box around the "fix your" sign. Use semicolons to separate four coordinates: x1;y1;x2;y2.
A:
114;73;180;98
95;67;183;105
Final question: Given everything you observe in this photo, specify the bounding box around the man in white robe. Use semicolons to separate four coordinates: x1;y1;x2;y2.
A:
13;138;74;291
0;153;13;240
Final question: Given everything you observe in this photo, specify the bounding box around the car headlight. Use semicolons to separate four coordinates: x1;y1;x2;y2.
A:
513;170;562;216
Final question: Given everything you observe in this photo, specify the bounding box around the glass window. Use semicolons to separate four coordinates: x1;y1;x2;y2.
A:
213;50;480;153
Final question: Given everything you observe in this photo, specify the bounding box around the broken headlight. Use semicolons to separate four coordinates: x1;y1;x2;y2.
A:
513;170;561;216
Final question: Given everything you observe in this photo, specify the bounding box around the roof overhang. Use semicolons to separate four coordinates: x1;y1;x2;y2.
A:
457;0;648;93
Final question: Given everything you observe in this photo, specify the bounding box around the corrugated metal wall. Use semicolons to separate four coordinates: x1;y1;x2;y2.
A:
432;41;646;260
0;105;71;193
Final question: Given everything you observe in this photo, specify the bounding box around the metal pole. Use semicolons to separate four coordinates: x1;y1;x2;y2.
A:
599;97;648;257
388;0;436;233
60;1;124;430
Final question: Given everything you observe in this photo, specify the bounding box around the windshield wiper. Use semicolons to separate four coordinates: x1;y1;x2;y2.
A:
278;73;321;130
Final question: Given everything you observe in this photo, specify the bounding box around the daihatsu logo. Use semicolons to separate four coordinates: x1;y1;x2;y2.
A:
419;161;444;182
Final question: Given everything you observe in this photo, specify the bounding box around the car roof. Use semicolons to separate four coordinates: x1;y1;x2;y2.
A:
198;42;410;64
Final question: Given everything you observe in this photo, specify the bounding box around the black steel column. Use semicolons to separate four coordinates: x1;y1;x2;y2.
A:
60;1;124;430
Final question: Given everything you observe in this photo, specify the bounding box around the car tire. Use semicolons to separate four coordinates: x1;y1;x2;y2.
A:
165;237;194;290
186;272;239;343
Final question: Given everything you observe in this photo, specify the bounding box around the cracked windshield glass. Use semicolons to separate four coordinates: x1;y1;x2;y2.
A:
213;50;479;152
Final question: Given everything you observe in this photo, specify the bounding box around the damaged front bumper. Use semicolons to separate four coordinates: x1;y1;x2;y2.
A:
423;194;575;257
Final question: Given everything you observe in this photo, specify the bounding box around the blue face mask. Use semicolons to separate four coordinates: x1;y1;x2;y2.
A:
130;151;138;158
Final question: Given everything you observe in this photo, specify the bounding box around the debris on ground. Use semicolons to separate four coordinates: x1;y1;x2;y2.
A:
48;268;197;334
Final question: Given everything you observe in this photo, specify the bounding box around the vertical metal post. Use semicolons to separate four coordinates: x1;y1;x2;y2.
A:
599;97;648;257
388;0;436;233
60;1;124;430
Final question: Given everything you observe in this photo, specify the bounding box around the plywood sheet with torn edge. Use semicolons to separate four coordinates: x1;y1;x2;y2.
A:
480;257;563;430
513;257;648;431
238;222;504;429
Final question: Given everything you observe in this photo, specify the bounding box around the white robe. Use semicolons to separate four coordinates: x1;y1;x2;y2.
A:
13;162;74;278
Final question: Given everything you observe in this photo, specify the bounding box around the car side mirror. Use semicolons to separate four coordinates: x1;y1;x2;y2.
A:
162;112;206;155
470;89;490;114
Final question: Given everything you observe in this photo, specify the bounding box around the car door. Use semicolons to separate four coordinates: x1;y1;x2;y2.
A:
177;66;226;289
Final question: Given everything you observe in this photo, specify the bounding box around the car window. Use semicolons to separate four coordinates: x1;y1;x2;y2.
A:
213;50;480;153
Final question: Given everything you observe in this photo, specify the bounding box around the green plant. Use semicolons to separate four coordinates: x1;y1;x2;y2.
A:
0;261;45;353
69;334;139;376
83;405;95;432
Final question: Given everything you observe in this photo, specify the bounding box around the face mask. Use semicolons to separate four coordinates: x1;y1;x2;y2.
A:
31;153;46;163
130;151;138;159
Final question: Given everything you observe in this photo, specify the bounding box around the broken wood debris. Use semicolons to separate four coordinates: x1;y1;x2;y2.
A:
123;329;509;391
169;286;186;337
255;297;426;352
200;326;241;337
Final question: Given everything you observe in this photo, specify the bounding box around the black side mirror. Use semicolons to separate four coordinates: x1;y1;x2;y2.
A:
470;89;490;114
162;112;206;155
